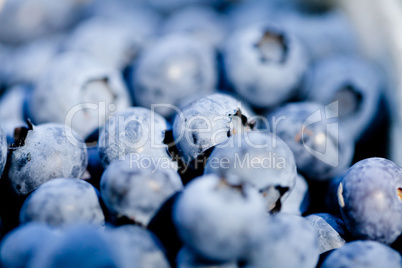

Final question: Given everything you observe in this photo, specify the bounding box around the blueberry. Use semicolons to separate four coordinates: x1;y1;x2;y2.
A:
97;107;174;167
301;56;383;141
65;17;143;70
247;214;320;268
176;247;239;268
0;35;63;86
8;123;88;195
338;157;402;244
173;174;266;262
162;5;229;50
305;213;348;253
321;240;402;268
223;23;308;108
0;223;60;268
173;93;255;167
281;173;310;215
267;102;354;180
205;131;297;212
100;158;182;226
0;0;89;44
19;178;105;228
30;51;131;139
29;224;119;268
105;225;170;268
132;33;217;117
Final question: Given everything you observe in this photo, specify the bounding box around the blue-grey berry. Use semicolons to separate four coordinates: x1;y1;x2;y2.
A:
8;123;88;195
173;93;254;167
0;35;63;86
301;56;383;141
20;178;105;228
174;174;266;262
162;5;228;49
321;240;402;268
30;51;130;139
132;33;217;117
205;131;297;212
97;107;173;167
100;158;182;226
338;157;402;244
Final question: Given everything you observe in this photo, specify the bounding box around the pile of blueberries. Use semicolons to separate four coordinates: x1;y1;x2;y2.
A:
0;0;400;267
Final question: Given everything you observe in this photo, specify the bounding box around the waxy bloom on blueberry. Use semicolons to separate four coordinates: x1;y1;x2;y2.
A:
174;174;266;262
97;107;174;168
8;122;88;195
30;51;130;139
205;132;297;212
338;158;402;244
20;178;105;228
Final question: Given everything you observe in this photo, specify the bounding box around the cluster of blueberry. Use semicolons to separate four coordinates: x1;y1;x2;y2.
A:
0;0;400;267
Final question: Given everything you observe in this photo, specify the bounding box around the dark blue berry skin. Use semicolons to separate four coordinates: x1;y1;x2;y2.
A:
301;56;384;141
131;33;217;118
0;223;59;268
173;93;253;168
19;178;105;228
29;224;120;268
306;213;350;253
268;102;354;180
338;158;402;244
321;240;402;268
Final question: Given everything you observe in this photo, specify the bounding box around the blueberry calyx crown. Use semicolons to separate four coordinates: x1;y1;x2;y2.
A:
10;119;34;151
227;108;255;137
255;29;289;64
